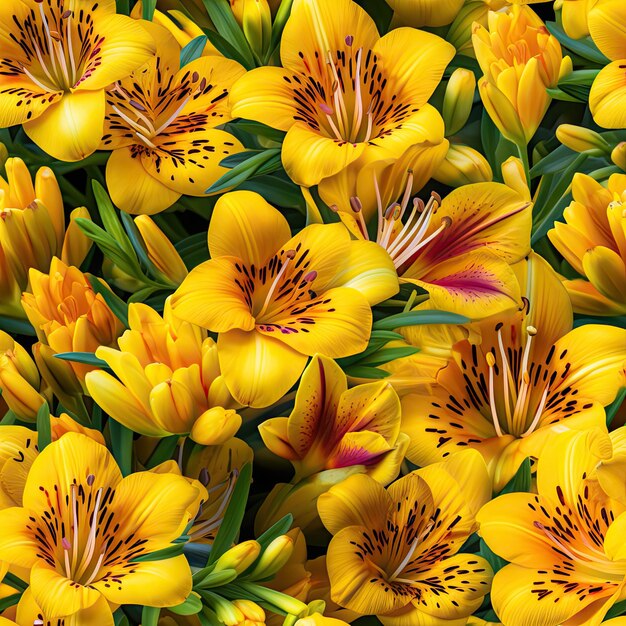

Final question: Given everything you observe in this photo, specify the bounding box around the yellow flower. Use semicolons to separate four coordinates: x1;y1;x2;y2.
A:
477;427;626;625
230;0;455;187
401;253;626;491
557;0;597;38
260;354;407;481
22;258;124;396
442;68;477;136
171;190;398;408
473;5;566;145
86;299;240;443
549;173;626;316
434;143;493;186
318;450;492;624
100;23;245;215
0;432;201;623
386;0;465;27
0;157;91;291
0;331;48;422
319;169;530;318
0;0;154;161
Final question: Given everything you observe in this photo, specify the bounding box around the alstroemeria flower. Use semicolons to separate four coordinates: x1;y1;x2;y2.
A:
320;161;531;317
318;450;492;625
229;0;454;187
100;23;245;214
0;0;154;161
401;253;626;491
0;433;202;624
171;190;398;408
549;173;626;316
478;428;626;625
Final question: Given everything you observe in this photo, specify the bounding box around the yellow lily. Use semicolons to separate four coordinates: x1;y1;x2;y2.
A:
230;0;455;187
86;299;240;443
101;23;245;214
556;0;598;38
549;173;626;316
319;170;530;318
318;449;492;625
171;190;398;408
22;258;124;401
588;0;626;128
477;428;626;625
0;157;91;295
0;432;201;624
473;5;567;145
401;253;626;491
0;0;154;161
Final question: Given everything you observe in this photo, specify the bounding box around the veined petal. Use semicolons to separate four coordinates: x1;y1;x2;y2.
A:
281;0;379;75
588;0;626;61
24;91;105;162
371;28;455;108
282;123;366;187
590;62;626;129
171;258;256;332
218;328;308;408
582;246;626;304
330;430;393;468
0;507;40;568
106;146;181;215
230;67;298;132
0;77;60;128
208;190;291;265
563;278;626;317
259;417;299;460
388;0;465;27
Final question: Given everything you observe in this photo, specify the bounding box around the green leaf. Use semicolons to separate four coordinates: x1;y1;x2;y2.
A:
0;315;35;337
200;0;255;68
92;181;137;261
145;435;180;469
230;120;286;143
480;108;500;174
545;22;608;65
142;0;156;20
169;593;203;615
373;310;469;331
115;0;129;14
132;542;186;562
207;149;282;194
255;514;293;552
497;458;532;495
141;606;160;626
87;275;129;327
109;419;134;477
606;598;626;619
36;402;51;452
529;145;578;178
267;0;294;61
607;388;626;427
240;175;305;211
0;593;21;612
180;35;208;66
207;462;253;565
54;351;111;370
343;365;391;379
361;346;420;367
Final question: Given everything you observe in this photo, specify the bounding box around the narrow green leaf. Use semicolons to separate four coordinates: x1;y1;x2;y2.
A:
0;593;21;612
606;598;626;619
92;181;136;261
344;365;391;379
545;22;608;64
141;606;160;626
145;435;180;469
115;0;129;14
220;150;266;168
529;145;578;178
207;463;253;565
373;310;469;331
207;149;282;193
267;0;294;61
255;514;293;552
169;593;203;615
0;316;35;337
131;542;186;562
231;120;286;143
87;275;129;327
36;402;51;452
361;346;420;367
498;458;532;495
109;419;134;477
142;0;156;20
180;35;208;66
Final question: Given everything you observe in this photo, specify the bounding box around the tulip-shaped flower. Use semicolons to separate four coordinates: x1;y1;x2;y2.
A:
86;300;242;444
549;173;626;316
0;0;155;161
171;190;398;408
478;428;626;625
318;450;492;625
472;5;567;146
401;253;626;491
0;433;202;624
588;0;626;128
101;23;245;214
320;168;531;318
230;0;455;187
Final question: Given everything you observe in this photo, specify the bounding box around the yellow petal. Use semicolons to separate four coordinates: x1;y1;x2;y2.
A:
208;190;291;265
590;62;626;129
259;417;299;460
24;91;105;162
564;278;626;316
588;0;626;61
106;146;181;215
387;0;465;27
0;77;60;128
582;245;626;304
0;507;39;568
190;407;242;445
561;0;591;38
218;328;308;408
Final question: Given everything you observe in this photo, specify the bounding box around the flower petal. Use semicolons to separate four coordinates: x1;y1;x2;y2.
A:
590;62;626;129
0;507;39;568
588;0;626;61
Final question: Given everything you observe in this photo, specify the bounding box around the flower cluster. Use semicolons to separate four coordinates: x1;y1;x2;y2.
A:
0;0;625;625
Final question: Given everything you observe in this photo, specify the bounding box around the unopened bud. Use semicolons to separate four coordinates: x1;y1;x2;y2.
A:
232;0;272;58
556;124;610;155
433;144;493;186
246;534;294;580
611;142;626;172
214;540;262;575
501;156;530;201
442;68;476;136
232;599;265;623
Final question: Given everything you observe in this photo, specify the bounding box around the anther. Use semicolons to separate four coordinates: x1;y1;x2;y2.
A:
199;77;207;91
86;474;95;486
303;270;317;282
129;99;146;111
61;9;72;18
350;196;362;212
284;249;296;259
319;102;333;115
345;35;354;46
526;325;537;336
62;537;71;550
192;71;199;83
199;467;210;486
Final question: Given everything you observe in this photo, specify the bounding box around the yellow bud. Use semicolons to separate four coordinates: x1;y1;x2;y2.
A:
556;124;610;155
231;0;272;57
134;215;188;286
232;599;265;623
62;207;92;268
0;245;23;319
0;143;8;173
214;540;262;574
447;1;489;55
442;68;476;136
433;144;493;186
102;257;143;293
247;535;294;580
190;406;242;445
611;142;626;172
501;156;530;201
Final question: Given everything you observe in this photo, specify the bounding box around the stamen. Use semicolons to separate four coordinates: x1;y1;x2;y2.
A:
189;471;238;540
496;324;515;423
486;352;503;437
351;47;364;141
520;384;549;437
256;250;296;319
350;196;369;240
83;550;106;587
74;488;104;581
388;519;434;581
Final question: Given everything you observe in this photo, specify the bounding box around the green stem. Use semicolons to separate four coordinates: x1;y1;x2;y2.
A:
516;142;531;186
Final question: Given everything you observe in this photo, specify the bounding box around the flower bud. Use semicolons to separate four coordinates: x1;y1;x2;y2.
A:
446;0;490;55
442;68;476;136
190;406;242;445
232;599;265;624
556;124;611;155
231;0;272;57
214;540;262;575
433;144;493;186
501;157;530;201
611;142;626;172
62;207;93;268
0;245;23;319
134;215;188;286
246;535;294;580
